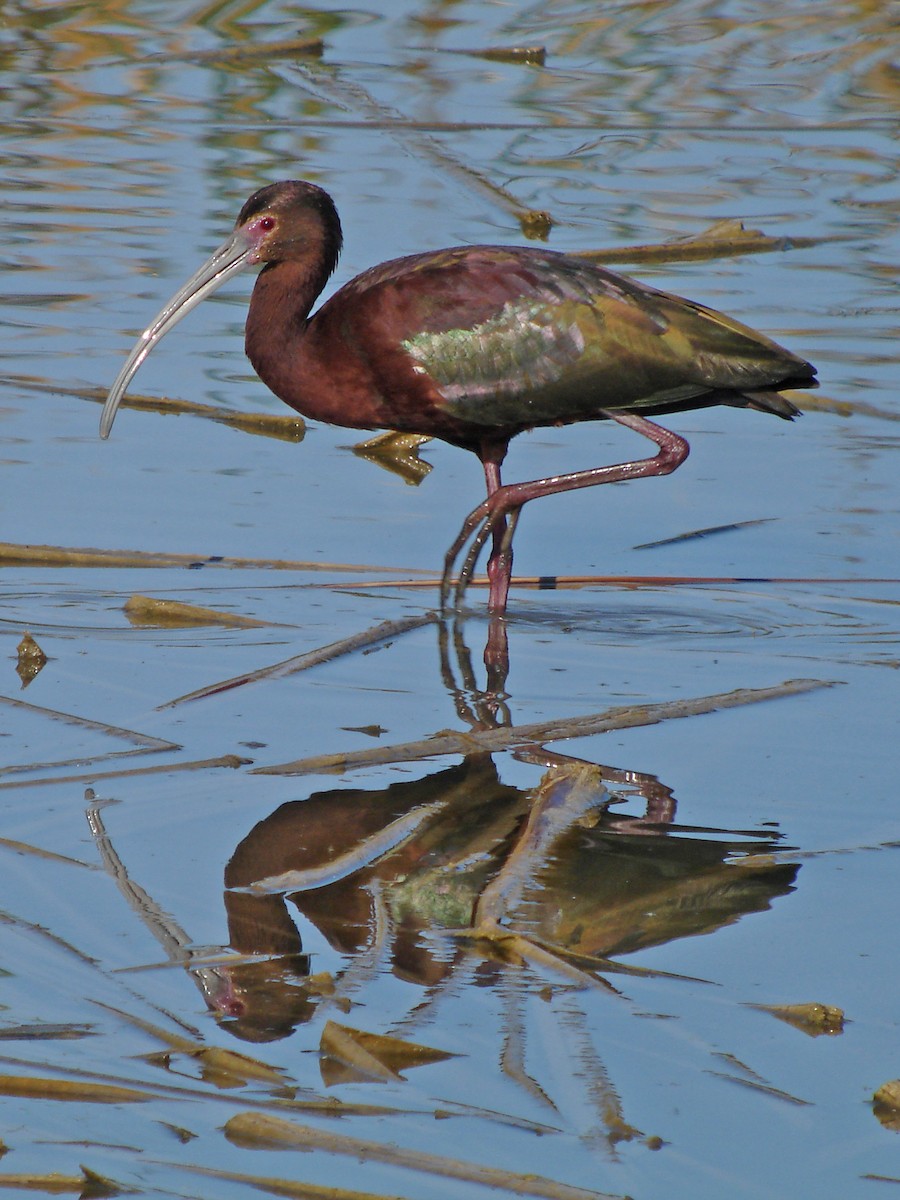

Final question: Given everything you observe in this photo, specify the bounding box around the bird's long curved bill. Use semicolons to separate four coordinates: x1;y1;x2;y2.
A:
99;227;256;439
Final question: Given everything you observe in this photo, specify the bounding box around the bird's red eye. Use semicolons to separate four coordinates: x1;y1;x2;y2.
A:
259;216;275;232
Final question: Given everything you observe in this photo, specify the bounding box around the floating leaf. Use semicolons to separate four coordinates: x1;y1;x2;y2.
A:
195;1045;289;1089
519;209;554;240
752;1002;845;1036
320;1023;402;1086
351;431;432;485
158;1121;197;1143
123;595;272;629
96;998;287;1087
16;633;47;687
873;1080;900;1131
78;1166;132;1199
320;1021;455;1086
304;973;336;998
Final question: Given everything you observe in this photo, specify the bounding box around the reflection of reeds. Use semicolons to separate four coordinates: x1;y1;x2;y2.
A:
10;376;306;440
162;614;434;707
0;753;248;792
0;693;179;778
256;677;836;776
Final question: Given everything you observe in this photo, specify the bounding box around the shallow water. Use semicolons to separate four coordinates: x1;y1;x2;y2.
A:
1;2;899;1197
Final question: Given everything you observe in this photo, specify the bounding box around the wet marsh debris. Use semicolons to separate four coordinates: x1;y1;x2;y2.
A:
436;44;548;66
11;374;307;440
579;218;843;266
153;34;326;65
172;1160;441;1200
351;430;433;484
123;594;276;629
199;1170;400;1200
95;1004;290;1090
0;1023;95;1041
0;1073;153;1105
0;1049;417;1123
0;1165;130;1197
873;1080;900;1131
15;632;47;687
0;541;420;574
750;1001;846;1036
319;1021;456;1087
519;209;554;240
224;1110;621;1200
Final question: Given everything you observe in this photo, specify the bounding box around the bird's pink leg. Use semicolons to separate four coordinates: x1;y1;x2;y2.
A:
482;457;514;614
441;411;690;613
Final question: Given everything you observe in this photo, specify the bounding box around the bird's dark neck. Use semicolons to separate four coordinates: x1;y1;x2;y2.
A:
245;258;332;398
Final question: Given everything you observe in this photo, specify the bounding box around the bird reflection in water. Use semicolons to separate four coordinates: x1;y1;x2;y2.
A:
211;620;798;1045
85;616;800;1141
219;758;797;1044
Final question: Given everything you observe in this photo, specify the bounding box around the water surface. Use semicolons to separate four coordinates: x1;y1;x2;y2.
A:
1;2;898;1197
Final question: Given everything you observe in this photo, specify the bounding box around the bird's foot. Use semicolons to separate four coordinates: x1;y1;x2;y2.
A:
440;497;520;613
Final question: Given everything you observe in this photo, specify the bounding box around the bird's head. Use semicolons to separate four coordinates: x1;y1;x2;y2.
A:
99;180;342;439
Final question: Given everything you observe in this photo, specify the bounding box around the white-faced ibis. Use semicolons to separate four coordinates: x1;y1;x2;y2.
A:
100;180;817;613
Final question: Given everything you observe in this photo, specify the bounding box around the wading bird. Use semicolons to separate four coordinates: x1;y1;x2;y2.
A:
100;180;816;613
